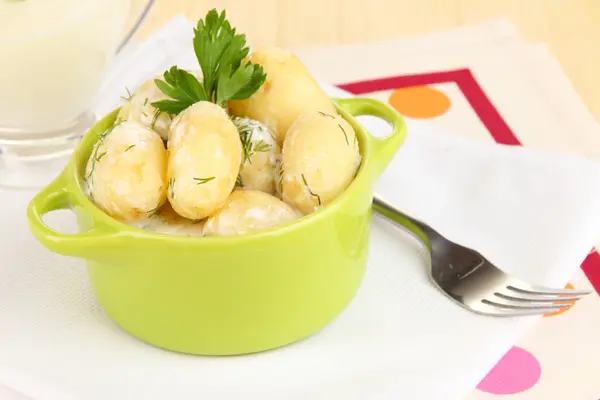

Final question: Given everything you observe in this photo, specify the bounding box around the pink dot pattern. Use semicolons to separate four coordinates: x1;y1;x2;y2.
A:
476;346;542;395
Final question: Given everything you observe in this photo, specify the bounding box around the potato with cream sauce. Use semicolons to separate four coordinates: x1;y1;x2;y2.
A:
203;190;300;236
84;121;168;221
126;203;204;236
281;111;361;214
233;117;280;194
228;47;337;145
167;101;242;220
116;76;173;141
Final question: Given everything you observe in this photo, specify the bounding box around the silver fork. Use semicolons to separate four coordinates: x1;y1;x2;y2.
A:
372;196;592;317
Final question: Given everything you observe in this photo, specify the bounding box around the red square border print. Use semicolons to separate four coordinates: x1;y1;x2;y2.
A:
336;69;600;294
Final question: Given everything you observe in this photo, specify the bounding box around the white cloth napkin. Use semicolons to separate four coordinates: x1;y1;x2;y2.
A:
2;16;600;400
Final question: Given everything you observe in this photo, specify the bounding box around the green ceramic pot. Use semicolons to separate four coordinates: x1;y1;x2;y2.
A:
27;98;406;356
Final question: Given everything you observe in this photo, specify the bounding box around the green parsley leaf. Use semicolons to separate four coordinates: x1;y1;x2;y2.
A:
153;9;266;113
151;66;207;115
194;9;235;98
216;62;266;105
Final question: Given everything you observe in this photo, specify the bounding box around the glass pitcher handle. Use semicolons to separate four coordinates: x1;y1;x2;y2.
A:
116;0;156;54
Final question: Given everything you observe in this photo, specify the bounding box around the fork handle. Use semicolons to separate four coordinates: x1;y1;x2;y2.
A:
372;195;436;249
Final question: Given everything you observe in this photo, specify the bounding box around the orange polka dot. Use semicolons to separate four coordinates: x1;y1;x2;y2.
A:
544;283;576;317
388;85;451;119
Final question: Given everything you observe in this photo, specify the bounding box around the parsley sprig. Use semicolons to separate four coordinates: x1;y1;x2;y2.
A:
152;9;266;114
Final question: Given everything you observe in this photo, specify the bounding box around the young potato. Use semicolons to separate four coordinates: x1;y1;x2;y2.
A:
233;117;280;194
281;111;361;214
203;190;300;236
116;76;173;141
84;121;168;221
167;101;242;220
126;203;204;236
228;47;337;145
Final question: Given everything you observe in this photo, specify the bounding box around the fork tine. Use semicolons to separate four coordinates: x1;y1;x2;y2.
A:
494;292;582;303
482;299;571;314
507;285;592;297
482;307;568;317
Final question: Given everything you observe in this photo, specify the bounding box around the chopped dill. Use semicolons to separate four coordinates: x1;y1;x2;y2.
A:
318;111;335;119
338;124;349;146
120;87;133;102
168;178;176;199
301;174;321;206
146;205;161;217
85;125;115;183
275;157;284;194
237;122;271;163
235;175;243;187
125;145;136;152
95;128;111;142
95;151;107;162
193;176;216;185
151;108;162;130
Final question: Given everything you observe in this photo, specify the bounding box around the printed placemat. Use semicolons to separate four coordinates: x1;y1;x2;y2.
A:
336;71;600;399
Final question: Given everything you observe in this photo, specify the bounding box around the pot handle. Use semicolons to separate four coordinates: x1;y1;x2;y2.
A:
334;97;407;178
27;171;122;259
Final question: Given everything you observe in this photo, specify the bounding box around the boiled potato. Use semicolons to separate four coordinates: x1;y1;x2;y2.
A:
203;190;300;236
281;111;361;214
167;101;242;220
126;203;204;236
84;121;168;221
228;47;337;145
233;117;280;194
116;76;173;141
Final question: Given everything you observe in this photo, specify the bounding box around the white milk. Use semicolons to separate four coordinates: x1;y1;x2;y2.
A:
0;0;130;133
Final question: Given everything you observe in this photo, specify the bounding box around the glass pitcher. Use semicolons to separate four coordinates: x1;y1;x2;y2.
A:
0;0;155;188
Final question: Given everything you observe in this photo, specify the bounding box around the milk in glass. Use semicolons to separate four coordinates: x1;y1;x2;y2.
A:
0;0;130;134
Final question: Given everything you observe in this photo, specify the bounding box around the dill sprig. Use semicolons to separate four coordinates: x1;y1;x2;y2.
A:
236;120;272;163
85;128;113;182
120;87;133;102
150;108;163;130
241;137;270;164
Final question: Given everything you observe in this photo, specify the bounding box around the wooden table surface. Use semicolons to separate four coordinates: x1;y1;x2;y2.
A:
130;0;600;122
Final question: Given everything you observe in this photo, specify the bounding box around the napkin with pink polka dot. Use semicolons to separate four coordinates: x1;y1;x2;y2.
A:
295;18;600;400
